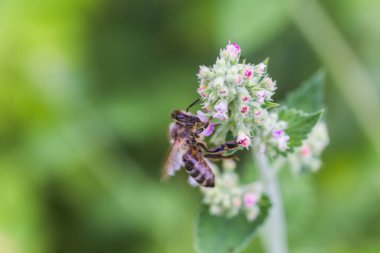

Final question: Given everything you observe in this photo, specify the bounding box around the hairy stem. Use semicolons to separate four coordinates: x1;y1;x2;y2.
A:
254;149;289;253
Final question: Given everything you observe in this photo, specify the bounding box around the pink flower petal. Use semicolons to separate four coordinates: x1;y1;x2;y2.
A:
243;192;257;208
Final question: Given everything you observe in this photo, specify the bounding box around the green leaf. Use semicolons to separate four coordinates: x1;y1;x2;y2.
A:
278;108;324;151
195;195;271;253
283;69;325;113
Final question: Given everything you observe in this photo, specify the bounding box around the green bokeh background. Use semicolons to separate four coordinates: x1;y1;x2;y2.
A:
0;0;379;252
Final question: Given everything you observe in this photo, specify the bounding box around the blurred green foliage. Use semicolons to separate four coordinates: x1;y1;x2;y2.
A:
0;0;379;253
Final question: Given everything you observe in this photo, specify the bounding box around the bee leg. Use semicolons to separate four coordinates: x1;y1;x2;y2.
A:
197;142;209;151
194;122;209;136
204;153;238;160
206;141;239;153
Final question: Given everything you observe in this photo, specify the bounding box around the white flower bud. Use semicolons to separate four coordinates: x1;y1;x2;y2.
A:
216;58;226;68
225;74;235;84
198;65;211;79
210;205;222;216
254;109;263;124
213;77;225;88
255;63;266;74
246;206;259;221
262;77;276;91
230;65;238;74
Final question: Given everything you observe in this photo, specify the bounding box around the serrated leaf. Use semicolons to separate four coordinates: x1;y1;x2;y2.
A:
278;108;323;151
195;195;271;253
283;69;325;113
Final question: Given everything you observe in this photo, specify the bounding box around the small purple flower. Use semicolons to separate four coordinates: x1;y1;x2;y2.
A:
232;43;240;51
272;129;284;138
203;123;216;136
277;135;290;151
272;129;290;151
197;110;209;123
213;112;228;120
197;84;208;98
224;42;241;60
244;69;252;79
256;90;267;104
226;43;241;53
213;101;228;120
215;102;227;112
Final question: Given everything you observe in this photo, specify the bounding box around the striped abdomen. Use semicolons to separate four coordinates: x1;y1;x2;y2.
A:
183;148;215;187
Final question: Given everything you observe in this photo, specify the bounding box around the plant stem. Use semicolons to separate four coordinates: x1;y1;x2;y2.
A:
254;149;289;253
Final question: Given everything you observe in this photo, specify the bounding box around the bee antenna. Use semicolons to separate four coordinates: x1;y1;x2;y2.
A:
186;98;201;112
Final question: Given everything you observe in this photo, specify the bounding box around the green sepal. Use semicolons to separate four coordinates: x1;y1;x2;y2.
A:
263;101;279;109
263;57;269;66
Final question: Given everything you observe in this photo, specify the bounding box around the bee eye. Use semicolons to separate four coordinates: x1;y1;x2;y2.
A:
176;114;187;121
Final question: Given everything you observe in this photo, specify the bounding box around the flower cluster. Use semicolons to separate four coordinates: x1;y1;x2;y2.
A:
196;42;277;148
287;122;329;174
189;43;328;224
200;161;264;221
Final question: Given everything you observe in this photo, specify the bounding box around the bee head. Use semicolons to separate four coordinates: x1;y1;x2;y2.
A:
171;110;200;126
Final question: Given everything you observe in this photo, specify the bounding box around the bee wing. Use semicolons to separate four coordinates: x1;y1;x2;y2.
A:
161;139;186;181
168;123;179;144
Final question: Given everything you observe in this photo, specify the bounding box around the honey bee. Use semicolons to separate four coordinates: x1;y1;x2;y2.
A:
162;107;238;187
